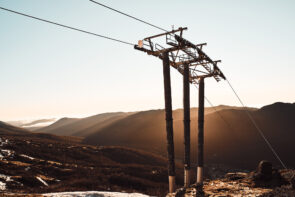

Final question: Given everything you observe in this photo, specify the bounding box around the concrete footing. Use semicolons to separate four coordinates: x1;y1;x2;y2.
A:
197;166;203;184
184;169;191;187
169;175;176;194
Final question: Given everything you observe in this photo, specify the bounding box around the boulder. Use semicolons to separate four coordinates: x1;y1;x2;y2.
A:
249;160;288;188
257;160;273;179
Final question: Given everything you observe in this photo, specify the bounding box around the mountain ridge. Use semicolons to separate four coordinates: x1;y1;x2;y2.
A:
2;102;294;169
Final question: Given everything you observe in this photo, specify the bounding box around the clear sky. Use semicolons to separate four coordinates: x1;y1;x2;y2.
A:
0;0;294;121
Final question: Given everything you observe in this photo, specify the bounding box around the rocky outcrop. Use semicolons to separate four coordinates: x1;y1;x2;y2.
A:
248;160;289;188
168;161;295;197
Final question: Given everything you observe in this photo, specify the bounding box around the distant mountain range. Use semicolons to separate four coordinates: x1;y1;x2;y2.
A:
2;102;295;169
35;112;133;136
80;102;294;169
35;106;254;136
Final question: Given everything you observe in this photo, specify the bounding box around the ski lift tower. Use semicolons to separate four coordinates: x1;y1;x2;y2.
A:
134;27;226;194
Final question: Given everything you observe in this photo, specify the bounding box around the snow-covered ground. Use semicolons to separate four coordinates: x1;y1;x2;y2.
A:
43;191;153;197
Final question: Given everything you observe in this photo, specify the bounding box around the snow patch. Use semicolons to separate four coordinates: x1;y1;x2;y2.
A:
20;154;35;160
0;174;13;182
0;138;9;147
0;138;14;160
36;176;49;187
43;191;153;197
0;181;6;191
1;149;13;155
1;149;14;159
0;171;11;191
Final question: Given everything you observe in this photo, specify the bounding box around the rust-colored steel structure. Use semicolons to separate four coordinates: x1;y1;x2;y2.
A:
183;63;191;187
162;51;176;193
197;78;205;186
135;27;226;193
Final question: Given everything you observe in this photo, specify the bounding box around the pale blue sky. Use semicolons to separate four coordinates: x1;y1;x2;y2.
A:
0;0;294;121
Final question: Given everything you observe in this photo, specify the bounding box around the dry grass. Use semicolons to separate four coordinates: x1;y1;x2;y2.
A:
0;133;184;196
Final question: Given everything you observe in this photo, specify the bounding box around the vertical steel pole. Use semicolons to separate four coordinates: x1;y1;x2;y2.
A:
162;52;176;193
183;64;191;187
197;78;205;186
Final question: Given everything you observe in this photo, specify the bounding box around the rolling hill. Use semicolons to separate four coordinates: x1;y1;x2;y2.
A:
0;133;182;196
2;132;294;197
0;121;30;135
37;106;248;137
84;102;295;169
36;112;133;136
36;102;295;169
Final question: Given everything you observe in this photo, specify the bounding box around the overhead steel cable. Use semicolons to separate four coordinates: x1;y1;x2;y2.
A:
89;0;168;32
91;0;288;169
92;0;244;152
226;79;287;169
3;3;285;170
90;1;236;123
89;1;236;129
89;1;288;169
0;6;135;46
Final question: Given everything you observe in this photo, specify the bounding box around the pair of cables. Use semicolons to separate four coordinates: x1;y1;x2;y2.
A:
0;0;287;169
